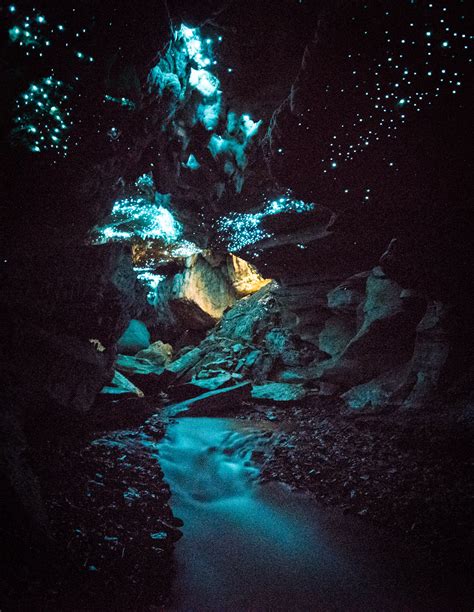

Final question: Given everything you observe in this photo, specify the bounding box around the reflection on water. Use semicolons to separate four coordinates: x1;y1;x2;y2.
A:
158;417;420;611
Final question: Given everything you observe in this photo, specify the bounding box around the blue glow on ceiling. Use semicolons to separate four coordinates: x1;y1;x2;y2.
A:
217;194;315;252
94;195;182;243
12;76;72;154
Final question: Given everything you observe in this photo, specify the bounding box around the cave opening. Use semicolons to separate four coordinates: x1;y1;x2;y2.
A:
1;1;473;610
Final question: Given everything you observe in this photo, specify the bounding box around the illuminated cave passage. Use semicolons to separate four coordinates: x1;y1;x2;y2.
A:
1;1;473;610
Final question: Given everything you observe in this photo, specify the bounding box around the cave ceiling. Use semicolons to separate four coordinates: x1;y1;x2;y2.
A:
1;0;472;297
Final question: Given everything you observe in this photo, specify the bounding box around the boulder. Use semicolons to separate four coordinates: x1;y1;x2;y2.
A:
100;370;144;399
164;382;252;417
251;382;307;404
341;365;410;410
136;341;173;367
165;347;204;380
155;253;236;332
317;268;426;387
226;254;271;298
327;272;369;315
115;354;165;394
117;320;150;355
168;373;233;401
264;328;317;367
397;301;454;409
276;368;313;385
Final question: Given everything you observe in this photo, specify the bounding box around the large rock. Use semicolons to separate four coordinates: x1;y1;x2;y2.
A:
251;382;307;404
226;255;271;298
341;301;457;410
264;328;318;367
118;320;151;355
318;268;426;387
115;354;165;394
396;301;455;409
327;272;369;315
136;341;173;367
155;252;270;337
164;382;252;417
155;252;237;332
3;244;149;412
100;370;144;399
168;373;234;401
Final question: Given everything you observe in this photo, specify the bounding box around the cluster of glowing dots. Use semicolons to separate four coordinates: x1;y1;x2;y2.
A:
306;2;471;171
133;268;165;301
13;77;72;154
6;5;94;61
104;94;136;110
98;197;182;243
157;24;262;173
218;194;315;252
135;173;155;190
179;25;221;98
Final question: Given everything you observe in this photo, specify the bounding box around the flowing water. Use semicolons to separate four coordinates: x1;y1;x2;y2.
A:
158;417;429;611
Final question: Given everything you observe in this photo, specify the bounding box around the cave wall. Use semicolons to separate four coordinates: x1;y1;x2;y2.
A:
1;1;472;602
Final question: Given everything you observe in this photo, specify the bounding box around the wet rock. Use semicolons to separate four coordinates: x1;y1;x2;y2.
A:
116;354;163;376
164;346;204;383
244;350;262;369
168;373;233;401
191;373;233;390
276;368;313;385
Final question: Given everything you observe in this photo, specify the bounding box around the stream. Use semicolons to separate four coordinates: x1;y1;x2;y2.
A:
158;417;429;611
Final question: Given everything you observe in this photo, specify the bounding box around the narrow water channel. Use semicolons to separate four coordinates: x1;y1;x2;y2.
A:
158;417;429;611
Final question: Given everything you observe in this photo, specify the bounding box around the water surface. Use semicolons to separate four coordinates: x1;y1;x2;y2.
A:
158;417;428;611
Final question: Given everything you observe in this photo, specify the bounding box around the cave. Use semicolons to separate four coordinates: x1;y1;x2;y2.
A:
1;0;473;609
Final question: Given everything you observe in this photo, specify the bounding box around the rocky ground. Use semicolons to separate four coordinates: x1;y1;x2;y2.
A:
4;391;472;610
238;397;473;606
4;414;181;611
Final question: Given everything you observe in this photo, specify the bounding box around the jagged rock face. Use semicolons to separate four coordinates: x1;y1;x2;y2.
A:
176;265;469;413
1;244;148;413
317;268;427;387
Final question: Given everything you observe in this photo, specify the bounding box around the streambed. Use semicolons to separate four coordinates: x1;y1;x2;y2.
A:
158;417;429;611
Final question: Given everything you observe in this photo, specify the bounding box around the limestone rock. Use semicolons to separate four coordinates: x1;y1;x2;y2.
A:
156;253;236;331
136;341;173;367
327;272;369;315
165;382;252;417
398;301;454;409
166;347;204;379
226;254;271;298
341;366;410;410
115;354;165;394
155;252;272;337
100;370;144;398
168;373;233;401
251;382;307;403
265;328;317;367
318;268;426;387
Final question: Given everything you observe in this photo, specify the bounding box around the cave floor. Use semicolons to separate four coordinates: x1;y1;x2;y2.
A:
246;398;473;608
11;397;473;610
